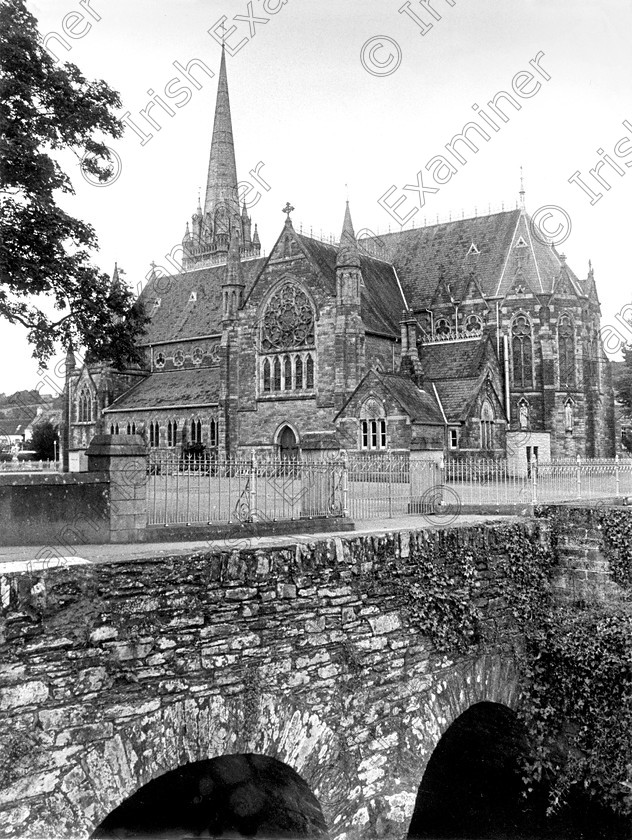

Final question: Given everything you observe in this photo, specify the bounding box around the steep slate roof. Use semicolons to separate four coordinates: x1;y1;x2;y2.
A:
378;372;445;424
421;337;490;380
295;233;405;336
420;336;500;422
138;258;266;344
105;369;220;412
368;209;581;308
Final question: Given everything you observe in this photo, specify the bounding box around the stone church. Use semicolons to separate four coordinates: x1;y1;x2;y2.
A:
63;47;617;472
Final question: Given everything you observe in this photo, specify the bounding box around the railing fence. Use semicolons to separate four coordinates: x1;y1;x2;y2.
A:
146;451;632;527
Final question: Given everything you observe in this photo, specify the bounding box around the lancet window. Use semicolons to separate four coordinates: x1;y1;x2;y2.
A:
511;315;533;388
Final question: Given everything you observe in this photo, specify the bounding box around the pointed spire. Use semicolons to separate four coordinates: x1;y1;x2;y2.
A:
204;44;239;219
110;262;121;293
252;223;260;247
65;345;76;374
519;165;526;210
337;201;361;269
183;221;191;242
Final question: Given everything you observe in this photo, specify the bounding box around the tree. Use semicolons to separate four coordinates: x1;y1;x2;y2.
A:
614;346;632;418
0;0;147;366
30;419;58;460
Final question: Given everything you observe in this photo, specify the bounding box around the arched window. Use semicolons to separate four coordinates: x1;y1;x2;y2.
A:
558;315;575;387
78;388;92;423
263;358;271;393
151;422;159;447
435;317;451;338
464;314;482;335
114;423;119;436
306;354;314;389
480;400;494;450
126;423;131;435
295;356;303;390
273;357;281;391
131;422;136;435
167;421;173;447
190;419;202;445
360;399;387;450
209;419;217;448
283;355;292;390
110;424;115;435
511;316;533;388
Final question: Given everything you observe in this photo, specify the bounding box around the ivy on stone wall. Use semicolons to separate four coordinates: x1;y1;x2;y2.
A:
380;531;483;654
520;605;632;818
598;508;632;591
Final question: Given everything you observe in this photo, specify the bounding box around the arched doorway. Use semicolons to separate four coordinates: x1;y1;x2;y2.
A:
92;754;329;839
278;424;299;461
407;702;533;838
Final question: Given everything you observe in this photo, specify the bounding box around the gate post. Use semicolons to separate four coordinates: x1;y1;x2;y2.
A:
85;434;148;543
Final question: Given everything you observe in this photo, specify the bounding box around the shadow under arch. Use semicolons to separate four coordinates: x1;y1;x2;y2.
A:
58;693;346;839
407;701;532;839
91;753;329;839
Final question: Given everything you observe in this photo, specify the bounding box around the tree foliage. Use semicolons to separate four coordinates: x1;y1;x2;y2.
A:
30;418;58;460
0;0;147;366
615;344;632;418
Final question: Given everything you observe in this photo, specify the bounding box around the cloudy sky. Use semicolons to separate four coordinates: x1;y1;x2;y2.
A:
5;0;632;395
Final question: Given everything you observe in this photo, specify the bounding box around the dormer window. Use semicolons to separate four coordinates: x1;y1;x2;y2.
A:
192;347;203;365
515;236;528;248
154;351;166;369
173;349;184;367
467;243;480;256
189;291;197;303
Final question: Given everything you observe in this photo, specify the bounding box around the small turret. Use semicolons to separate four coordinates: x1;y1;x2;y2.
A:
252;223;261;251
336;202;362;305
222;227;245;324
241;200;252;249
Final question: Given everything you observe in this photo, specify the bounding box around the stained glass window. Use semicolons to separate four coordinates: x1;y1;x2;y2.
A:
261;284;314;352
558;316;575;387
511;316;533;388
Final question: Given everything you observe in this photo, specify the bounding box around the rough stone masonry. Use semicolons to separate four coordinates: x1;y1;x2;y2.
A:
0;511;623;839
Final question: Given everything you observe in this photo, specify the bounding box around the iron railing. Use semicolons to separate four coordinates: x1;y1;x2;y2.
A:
146;451;632;527
147;451;346;526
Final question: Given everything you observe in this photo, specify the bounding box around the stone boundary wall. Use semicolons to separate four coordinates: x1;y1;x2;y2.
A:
535;503;632;604
0;473;110;547
0;521;543;839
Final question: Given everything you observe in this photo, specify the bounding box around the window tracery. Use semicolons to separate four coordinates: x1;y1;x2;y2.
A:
77;387;92;423
259;283;316;395
511;315;533;388
558;315;576;387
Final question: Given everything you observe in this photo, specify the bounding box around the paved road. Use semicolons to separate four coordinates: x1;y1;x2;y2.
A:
0;514;517;572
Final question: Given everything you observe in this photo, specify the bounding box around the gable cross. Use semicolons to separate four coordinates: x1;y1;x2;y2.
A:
282;202;295;219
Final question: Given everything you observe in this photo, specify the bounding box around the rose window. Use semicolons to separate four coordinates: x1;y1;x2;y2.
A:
261;284;314;352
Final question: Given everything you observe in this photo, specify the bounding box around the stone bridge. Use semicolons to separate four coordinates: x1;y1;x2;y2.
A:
0;508;624;839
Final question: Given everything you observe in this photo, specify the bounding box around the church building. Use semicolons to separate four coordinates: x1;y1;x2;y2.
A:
63;47;617;472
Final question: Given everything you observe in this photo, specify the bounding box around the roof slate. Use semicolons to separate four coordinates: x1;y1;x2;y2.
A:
105;368;220;411
377;372;445;424
421;338;489;380
138;258;267;344
367;210;575;308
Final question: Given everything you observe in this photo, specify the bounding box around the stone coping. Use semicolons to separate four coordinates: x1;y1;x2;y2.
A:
0;471;109;487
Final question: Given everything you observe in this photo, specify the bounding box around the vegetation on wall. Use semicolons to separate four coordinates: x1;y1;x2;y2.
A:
598;507;632;591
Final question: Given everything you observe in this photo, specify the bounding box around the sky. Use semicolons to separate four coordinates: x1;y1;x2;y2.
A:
4;0;632;395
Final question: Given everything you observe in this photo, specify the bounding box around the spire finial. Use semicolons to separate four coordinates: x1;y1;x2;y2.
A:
337;201;361;269
283;202;295;223
519;165;525;209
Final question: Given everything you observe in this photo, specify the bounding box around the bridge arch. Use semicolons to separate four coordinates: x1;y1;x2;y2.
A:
362;654;521;839
58;692;346;838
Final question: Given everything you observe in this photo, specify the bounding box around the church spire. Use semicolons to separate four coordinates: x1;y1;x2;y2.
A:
337;201;361;269
204;44;239;220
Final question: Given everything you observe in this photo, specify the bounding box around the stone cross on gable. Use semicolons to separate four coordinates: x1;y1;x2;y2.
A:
282;202;295;219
